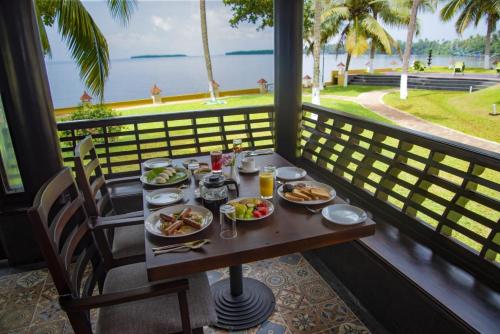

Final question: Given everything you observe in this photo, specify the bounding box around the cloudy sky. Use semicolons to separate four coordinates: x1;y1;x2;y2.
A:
44;0;487;61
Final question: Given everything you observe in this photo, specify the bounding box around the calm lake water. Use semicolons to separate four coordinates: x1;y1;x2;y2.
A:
45;54;485;108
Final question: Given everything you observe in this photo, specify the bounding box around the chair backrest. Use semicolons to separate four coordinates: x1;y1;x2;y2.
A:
28;168;103;333
74;136;112;217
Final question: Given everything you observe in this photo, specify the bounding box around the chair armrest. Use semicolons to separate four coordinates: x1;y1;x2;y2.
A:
92;216;144;230
106;175;141;186
99;210;144;221
59;278;189;312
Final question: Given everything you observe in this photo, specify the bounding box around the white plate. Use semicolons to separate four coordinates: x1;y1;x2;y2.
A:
145;205;213;238
140;167;188;186
227;197;274;221
144;158;172;169
276;167;307;181
146;188;184;206
322;204;367;225
237;165;259;174
277;181;336;205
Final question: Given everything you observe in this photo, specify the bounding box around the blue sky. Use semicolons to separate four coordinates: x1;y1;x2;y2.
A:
45;0;488;61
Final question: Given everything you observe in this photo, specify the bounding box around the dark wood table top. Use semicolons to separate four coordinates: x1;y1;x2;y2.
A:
143;153;375;281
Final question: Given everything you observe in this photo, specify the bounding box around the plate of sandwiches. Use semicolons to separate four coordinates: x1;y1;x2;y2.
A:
145;205;213;238
277;181;336;205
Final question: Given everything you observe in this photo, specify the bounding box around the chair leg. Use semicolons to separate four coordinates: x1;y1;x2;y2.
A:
177;290;192;334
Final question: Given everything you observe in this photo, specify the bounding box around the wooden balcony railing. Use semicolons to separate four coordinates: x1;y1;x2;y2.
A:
56;102;500;281
300;102;500;280
57;105;274;177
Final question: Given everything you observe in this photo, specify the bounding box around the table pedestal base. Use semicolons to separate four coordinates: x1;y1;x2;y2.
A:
211;265;275;330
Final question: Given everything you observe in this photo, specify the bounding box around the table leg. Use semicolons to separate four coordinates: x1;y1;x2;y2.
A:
211;264;275;330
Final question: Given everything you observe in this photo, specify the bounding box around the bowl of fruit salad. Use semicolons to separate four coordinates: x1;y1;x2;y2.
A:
228;197;274;221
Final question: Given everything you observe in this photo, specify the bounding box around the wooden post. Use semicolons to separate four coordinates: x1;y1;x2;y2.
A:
0;0;63;264
274;0;303;163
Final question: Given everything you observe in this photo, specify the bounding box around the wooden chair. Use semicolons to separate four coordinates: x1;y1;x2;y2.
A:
74;136;145;269
28;168;216;334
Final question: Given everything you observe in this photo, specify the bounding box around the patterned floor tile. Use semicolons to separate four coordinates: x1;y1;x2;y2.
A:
27;320;66;334
0;254;371;334
0;305;36;332
300;280;339;305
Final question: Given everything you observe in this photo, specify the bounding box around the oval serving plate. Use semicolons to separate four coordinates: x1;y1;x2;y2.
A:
277;181;336;205
227;197;274;222
275;166;307;181
144;158;172;169
145;204;213;238
140;167;188;187
321;204;367;225
145;188;184;206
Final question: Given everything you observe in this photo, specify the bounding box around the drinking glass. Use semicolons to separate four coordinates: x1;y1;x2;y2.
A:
259;166;275;199
232;138;242;154
232;138;242;167
220;204;237;239
187;162;199;181
210;150;223;173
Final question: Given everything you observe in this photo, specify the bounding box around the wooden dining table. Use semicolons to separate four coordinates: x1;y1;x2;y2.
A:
142;152;376;331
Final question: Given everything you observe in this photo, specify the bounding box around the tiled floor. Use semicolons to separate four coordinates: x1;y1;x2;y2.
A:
0;254;370;334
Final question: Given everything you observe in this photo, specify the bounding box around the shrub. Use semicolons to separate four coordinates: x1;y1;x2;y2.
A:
62;104;124;144
413;60;425;72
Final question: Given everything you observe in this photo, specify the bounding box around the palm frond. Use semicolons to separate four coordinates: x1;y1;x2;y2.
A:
35;4;51;56
321;5;350;22
362;16;392;54
56;0;109;101
346;24;368;56
440;0;465;22
106;0;137;26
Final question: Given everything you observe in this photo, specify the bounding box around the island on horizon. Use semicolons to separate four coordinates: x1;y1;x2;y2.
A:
131;54;187;59
225;49;273;56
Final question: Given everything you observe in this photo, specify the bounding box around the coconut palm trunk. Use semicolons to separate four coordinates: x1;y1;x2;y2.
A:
312;0;322;105
368;13;378;74
400;0;421;100
484;14;495;69
200;0;216;101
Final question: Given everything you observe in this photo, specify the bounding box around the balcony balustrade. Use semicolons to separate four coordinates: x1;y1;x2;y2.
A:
56;103;500;285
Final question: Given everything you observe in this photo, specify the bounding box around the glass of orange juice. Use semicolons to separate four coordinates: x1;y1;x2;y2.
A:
259;166;275;199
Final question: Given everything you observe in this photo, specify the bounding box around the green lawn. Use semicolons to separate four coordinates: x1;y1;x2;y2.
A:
114;93;392;125
303;85;393;97
383;85;500;143
118;94;274;116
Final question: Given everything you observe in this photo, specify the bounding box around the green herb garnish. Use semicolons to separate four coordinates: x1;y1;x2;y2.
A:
146;167;165;182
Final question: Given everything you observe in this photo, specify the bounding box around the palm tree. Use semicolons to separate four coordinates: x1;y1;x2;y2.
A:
400;0;436;99
200;0;217;102
312;0;323;105
367;1;410;73
322;0;402;74
440;0;499;69
35;0;136;101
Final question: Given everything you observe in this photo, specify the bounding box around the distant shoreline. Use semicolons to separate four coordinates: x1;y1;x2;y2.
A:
225;50;273;56
131;54;187;59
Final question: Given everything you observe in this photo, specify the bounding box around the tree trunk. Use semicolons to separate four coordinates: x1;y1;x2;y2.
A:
400;0;420;100
343;53;352;87
369;42;376;74
484;14;494;69
368;12;378;74
312;0;322;105
200;0;216;101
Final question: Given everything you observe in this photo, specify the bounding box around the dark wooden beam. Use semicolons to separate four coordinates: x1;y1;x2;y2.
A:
274;0;303;163
0;0;63;264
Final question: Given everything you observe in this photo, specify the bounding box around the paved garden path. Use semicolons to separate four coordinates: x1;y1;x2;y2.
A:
355;90;500;154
